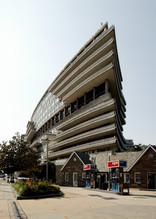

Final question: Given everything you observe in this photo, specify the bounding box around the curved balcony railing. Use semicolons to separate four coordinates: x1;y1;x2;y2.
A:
48;137;117;160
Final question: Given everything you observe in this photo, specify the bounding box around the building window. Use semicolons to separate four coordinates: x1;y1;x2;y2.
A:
71;101;77;113
65;106;71;116
95;82;105;99
82;172;86;181
86;90;93;104
134;172;141;184
65;172;69;182
124;173;130;183
78;96;84;109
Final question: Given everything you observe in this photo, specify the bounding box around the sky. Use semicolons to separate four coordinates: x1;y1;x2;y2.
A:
0;0;156;145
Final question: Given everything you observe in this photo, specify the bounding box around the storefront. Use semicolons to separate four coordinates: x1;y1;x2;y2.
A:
56;146;156;190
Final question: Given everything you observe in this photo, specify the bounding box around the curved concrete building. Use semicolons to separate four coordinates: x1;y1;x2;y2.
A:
26;22;133;163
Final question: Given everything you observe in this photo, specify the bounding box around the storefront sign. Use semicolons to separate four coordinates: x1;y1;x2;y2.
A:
108;160;119;168
119;160;127;167
83;164;96;170
108;160;127;168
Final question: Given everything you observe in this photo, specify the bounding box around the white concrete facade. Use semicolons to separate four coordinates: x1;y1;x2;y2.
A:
26;22;133;162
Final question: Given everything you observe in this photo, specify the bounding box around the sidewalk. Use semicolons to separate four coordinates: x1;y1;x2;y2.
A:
0;179;15;219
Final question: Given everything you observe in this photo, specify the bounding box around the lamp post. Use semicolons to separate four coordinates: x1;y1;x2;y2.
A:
45;138;51;181
42;132;56;181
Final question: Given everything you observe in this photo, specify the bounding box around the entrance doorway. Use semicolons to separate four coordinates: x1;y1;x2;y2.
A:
147;173;155;189
73;172;78;187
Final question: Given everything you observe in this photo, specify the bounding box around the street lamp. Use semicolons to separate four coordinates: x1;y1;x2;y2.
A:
42;132;56;181
45;138;51;181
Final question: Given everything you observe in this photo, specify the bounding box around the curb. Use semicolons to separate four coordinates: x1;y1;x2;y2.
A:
11;184;64;200
12;201;22;219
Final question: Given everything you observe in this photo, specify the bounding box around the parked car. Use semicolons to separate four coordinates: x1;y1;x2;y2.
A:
13;171;30;183
14;177;30;183
9;177;15;183
0;174;5;178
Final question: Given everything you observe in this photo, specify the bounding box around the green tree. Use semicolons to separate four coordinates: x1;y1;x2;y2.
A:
0;133;39;175
128;144;143;152
128;144;156;152
0;141;17;174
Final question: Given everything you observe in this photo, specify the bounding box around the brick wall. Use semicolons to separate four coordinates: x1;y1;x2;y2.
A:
56;165;64;186
129;147;156;188
61;154;86;187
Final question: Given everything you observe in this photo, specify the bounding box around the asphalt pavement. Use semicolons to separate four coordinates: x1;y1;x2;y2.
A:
0;179;156;219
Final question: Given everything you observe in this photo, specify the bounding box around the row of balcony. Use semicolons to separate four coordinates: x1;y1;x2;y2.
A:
48;23;111;92
29;80;112;144
53;38;114;97
45;137;117;160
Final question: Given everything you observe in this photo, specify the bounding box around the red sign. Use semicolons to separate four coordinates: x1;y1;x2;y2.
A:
83;164;96;170
83;164;91;170
108;160;119;168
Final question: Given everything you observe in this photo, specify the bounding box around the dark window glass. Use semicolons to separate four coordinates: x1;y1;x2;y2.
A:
65;106;71;116
71;101;77;113
56;114;59;123
60;110;65;120
95;82;105;99
86;90;93;104
78;96;84;109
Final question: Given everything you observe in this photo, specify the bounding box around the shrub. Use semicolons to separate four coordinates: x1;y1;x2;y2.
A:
13;180;60;196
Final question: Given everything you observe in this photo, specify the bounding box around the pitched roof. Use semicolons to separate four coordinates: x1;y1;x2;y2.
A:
91;151;142;172
61;151;91;171
127;145;156;171
75;151;91;165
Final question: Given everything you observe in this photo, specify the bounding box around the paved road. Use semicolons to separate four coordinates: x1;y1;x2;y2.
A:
17;186;156;219
1;179;156;219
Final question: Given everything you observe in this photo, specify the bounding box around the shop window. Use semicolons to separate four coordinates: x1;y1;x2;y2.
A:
82;172;86;181
134;172;141;184
124;173;130;183
65;172;69;182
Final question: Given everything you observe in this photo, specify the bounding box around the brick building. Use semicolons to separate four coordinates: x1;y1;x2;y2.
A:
127;146;156;189
55;146;156;189
56;151;91;187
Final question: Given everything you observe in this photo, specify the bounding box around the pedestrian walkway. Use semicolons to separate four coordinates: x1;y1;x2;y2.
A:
0;179;15;219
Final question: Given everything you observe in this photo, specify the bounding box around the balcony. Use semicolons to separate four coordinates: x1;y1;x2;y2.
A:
48;137;117;160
